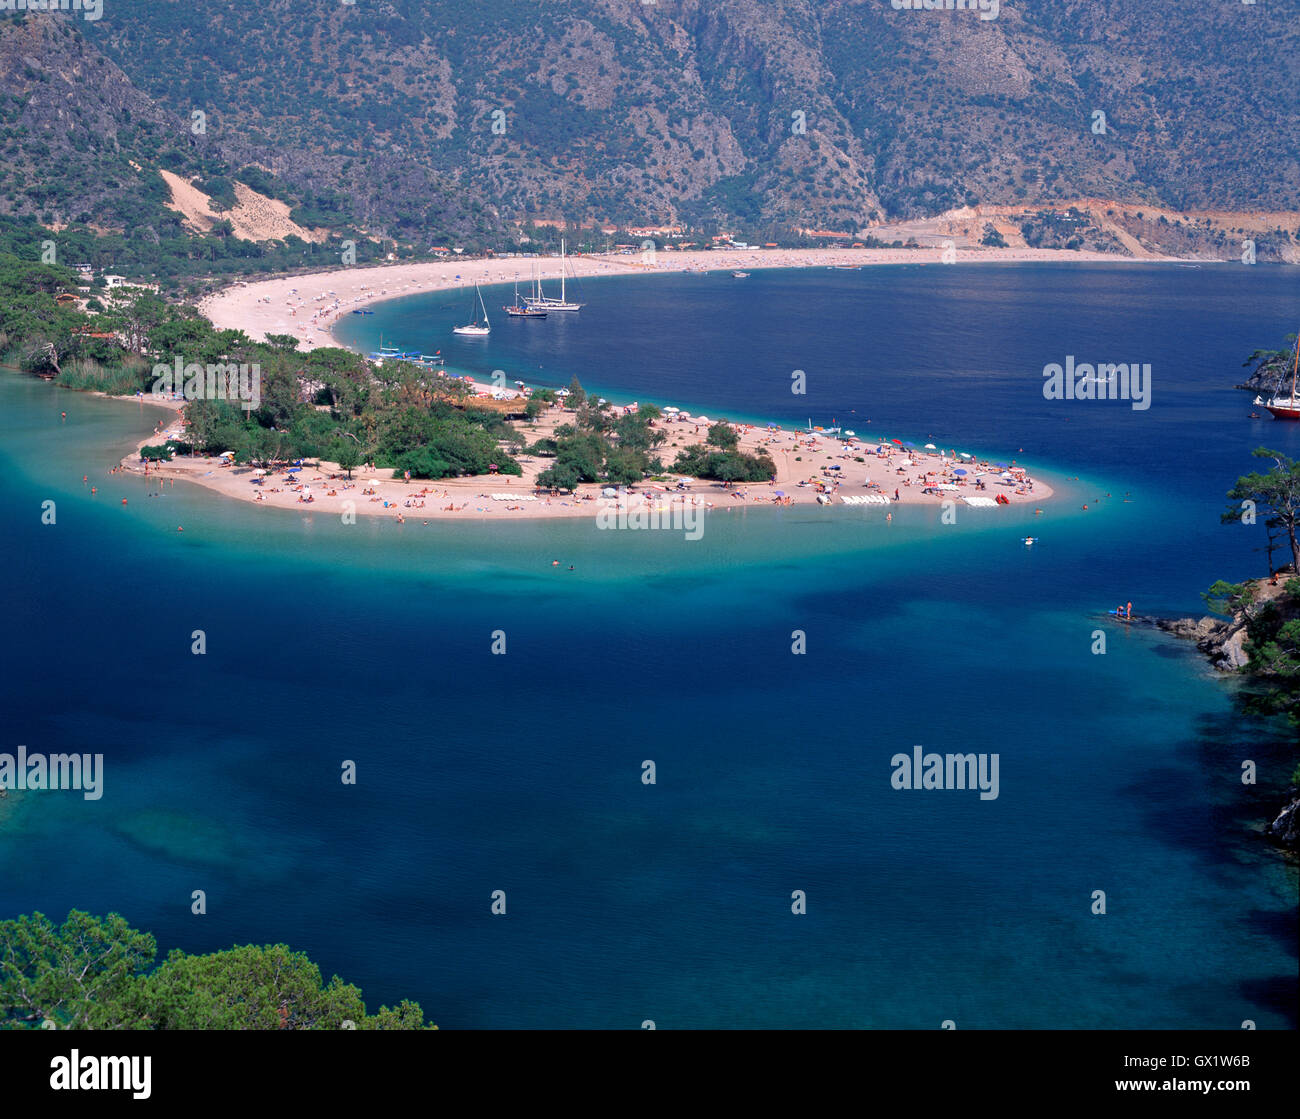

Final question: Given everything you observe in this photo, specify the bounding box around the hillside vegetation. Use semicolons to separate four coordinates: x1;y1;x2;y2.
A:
0;2;1295;270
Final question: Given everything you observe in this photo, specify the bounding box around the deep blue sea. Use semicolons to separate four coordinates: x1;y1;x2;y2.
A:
3;262;1297;1029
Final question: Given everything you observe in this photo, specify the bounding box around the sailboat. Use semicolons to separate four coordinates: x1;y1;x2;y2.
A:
1263;334;1300;420
524;238;584;311
453;284;491;336
504;280;547;318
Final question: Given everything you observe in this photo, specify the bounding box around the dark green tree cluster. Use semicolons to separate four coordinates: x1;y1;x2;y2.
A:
535;380;665;490
671;421;775;483
181;346;526;481
0;911;433;1030
2;256;526;480
1223;448;1300;576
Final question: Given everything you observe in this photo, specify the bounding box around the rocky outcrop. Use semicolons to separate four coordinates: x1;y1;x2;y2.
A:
1268;792;1300;850
1152;614;1249;670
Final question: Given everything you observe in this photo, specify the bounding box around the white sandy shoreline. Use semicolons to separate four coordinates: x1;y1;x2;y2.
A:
199;246;1190;354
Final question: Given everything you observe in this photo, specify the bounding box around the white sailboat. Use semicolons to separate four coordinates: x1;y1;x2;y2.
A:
1263;332;1300;421
453;284;491;336
524;238;584;311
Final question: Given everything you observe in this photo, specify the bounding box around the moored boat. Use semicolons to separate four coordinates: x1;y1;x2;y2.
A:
523;239;584;311
453;284;491;336
504;282;547;317
1264;334;1300;420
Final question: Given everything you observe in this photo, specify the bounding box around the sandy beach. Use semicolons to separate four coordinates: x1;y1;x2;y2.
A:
105;246;1094;522
200;246;1140;353
118;379;1053;522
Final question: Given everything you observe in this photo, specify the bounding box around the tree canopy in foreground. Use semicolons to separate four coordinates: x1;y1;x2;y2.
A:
0;911;434;1030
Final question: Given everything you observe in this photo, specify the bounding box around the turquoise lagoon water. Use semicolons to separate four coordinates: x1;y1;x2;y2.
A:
1;262;1296;1028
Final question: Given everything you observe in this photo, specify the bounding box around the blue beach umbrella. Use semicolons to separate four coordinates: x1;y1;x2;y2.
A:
954;468;968;476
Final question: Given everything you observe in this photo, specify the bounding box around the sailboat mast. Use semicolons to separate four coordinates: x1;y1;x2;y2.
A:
560;238;566;303
1292;333;1298;400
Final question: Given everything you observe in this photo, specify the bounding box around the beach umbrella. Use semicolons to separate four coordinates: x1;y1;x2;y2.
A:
844;430;856;436
891;438;903;445
953;468;968;476
664;406;680;413
774;491;786;497
601;487;617;498
958;452;973;459
924;443;937;450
